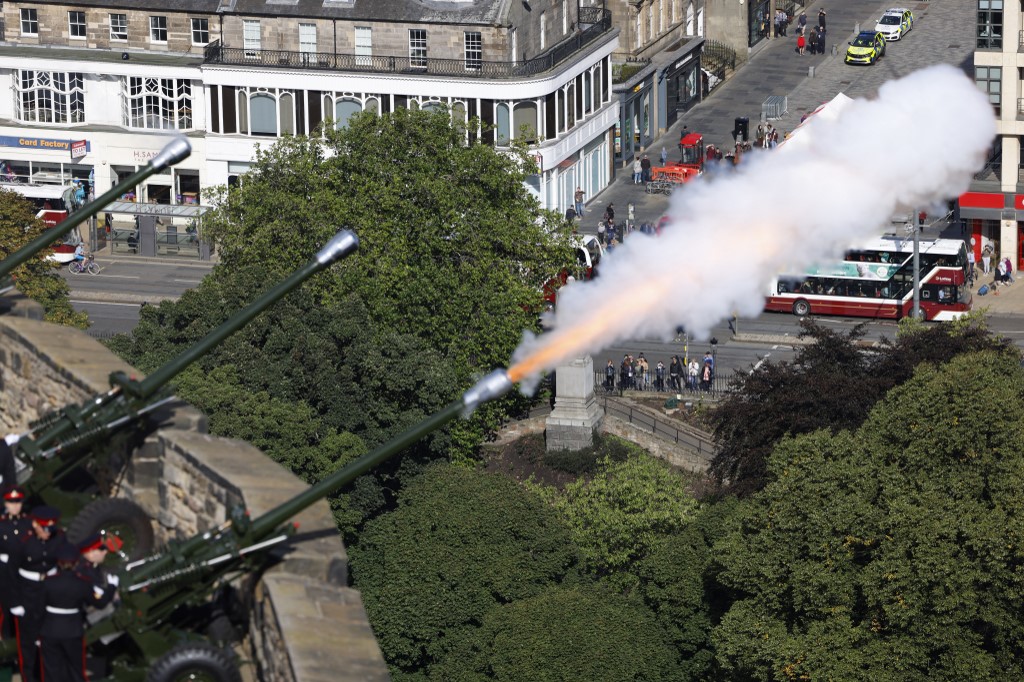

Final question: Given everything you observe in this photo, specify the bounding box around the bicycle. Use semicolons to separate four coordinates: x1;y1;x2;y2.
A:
68;253;100;275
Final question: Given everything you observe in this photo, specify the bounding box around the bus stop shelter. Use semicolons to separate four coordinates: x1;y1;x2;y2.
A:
92;201;213;260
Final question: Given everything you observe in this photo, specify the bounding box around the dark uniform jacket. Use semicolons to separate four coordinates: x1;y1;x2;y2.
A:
0;514;31;608
40;570;103;639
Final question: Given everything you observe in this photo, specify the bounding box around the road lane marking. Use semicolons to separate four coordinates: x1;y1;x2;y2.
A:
172;278;203;284
70;300;142;307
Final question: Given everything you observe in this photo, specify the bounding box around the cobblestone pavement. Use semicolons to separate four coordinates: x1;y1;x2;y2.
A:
585;0;976;231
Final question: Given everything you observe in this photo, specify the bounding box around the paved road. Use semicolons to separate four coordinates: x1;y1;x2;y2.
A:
62;254;213;337
584;0;975;230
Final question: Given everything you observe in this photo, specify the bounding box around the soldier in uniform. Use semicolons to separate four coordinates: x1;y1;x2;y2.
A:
74;533;120;610
39;543;105;682
9;506;71;682
0;487;31;640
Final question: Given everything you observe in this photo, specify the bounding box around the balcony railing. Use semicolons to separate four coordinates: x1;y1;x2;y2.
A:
203;9;612;78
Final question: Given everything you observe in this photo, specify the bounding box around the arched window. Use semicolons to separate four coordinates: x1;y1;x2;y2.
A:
237;89;249;134
365;97;379;114
565;83;576;128
583;72;593;114
334;99;361;128
421;100;443;113
250;93;277;135
496;103;510;145
279;92;294;135
513;102;538;142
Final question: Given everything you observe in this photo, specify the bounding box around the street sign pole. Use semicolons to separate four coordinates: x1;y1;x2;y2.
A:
912;207;921;319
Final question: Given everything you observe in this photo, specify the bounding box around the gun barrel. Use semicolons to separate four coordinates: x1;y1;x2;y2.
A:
125;370;513;585
0;137;190;283
131;229;357;398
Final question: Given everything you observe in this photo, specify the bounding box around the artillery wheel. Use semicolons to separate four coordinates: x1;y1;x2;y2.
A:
146;642;241;682
67;497;155;561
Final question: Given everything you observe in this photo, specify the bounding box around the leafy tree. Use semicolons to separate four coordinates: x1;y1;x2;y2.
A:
710;351;1024;680
539;444;698;589
709;317;1012;496
435;585;683;682
350;463;580;679
0;188;86;326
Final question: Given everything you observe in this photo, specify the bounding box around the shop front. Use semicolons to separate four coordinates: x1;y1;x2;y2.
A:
613;70;655;168
0;129;204;210
958;191;1023;271
748;0;772;48
659;38;705;129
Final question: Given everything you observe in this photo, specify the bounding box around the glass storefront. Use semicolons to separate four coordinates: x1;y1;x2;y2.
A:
749;0;771;47
615;77;654;166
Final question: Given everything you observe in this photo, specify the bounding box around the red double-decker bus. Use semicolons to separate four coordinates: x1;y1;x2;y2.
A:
766;235;971;322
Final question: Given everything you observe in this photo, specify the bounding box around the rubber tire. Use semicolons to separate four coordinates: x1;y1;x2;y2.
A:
86;262;100;275
66;497;155;560
145;642;241;682
67;261;80;274
793;299;810;317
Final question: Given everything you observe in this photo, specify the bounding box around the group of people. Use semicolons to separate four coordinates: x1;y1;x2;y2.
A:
603;352;716;393
754;124;780;149
795;9;827;56
0;435;119;682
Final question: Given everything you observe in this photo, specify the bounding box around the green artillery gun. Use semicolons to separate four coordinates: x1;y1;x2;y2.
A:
4;370;515;681
6;228;359;557
0;137;192;298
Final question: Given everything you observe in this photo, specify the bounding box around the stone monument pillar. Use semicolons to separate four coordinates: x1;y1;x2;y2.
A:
545;355;604;451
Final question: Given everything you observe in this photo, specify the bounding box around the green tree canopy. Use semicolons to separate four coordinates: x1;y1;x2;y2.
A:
709;317;1012;496
539;445;698;589
710;350;1024;680
0;189;86;326
350;462;580;679
436;585;683;682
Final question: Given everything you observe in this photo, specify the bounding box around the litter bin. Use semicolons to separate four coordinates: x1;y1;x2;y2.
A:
734;116;750;142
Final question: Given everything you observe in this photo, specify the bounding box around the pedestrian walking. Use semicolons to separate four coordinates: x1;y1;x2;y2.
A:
641;155;652;183
574;186;585;218
797;29;806;56
809;27;818;54
817;25;826;55
798;11;807;31
633;158;643;184
660;146;668;166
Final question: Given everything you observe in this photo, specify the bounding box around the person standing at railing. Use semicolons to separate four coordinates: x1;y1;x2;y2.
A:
655;360;666;392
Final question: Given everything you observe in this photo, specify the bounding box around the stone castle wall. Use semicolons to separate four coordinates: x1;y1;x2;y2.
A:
0;307;389;681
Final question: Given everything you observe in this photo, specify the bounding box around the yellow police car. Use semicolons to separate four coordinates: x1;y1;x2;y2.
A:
874;7;914;41
845;30;886;65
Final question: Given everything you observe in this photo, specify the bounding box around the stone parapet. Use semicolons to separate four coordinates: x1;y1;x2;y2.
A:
0;313;389;681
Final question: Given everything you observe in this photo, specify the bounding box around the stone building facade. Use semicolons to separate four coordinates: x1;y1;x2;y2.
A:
0;0;619;214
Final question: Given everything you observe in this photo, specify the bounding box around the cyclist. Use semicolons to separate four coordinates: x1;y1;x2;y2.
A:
73;243;85;263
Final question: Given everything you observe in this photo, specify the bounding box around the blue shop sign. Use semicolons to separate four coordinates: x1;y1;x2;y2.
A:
0;136;90;152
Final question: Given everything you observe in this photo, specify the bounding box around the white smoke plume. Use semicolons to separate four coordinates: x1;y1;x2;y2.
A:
511;65;995;390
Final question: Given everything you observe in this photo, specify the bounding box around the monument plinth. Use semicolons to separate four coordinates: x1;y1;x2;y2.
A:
546;355;603;451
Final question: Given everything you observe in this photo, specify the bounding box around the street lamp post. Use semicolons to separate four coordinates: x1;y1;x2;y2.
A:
911;207;921;319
